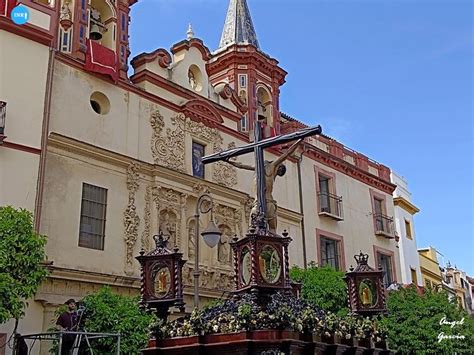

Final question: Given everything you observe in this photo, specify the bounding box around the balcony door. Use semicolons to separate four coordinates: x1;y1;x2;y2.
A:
319;176;331;213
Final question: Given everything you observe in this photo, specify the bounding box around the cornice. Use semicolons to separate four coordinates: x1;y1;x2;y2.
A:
131;48;172;69
47;133;251;204
130;69;243;123
181;99;224;128
46;265;140;287
304;144;396;195
171;38;212;61
394;196;420;215
0;16;53;46
208;45;287;85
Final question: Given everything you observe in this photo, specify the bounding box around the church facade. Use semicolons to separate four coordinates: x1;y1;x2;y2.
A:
0;0;400;352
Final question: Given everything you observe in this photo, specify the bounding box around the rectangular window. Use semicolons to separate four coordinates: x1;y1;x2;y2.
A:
240;114;249;132
318;175;331;212
320;236;340;270
405;219;412;239
79;183;107;250
374;197;384;231
411;268;417;285
239;74;247;88
425;279;432;288
378;253;393;288
192;142;205;179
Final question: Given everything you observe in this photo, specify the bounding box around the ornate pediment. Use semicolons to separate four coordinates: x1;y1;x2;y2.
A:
181;99;223;128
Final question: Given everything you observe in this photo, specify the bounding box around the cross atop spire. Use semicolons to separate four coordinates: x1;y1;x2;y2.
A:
219;0;260;50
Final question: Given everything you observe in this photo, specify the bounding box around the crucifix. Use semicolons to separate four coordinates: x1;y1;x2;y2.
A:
202;121;322;234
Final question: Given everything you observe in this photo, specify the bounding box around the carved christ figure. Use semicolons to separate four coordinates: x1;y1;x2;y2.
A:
225;139;303;233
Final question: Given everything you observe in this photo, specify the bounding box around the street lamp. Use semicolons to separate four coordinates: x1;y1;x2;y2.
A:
193;192;222;309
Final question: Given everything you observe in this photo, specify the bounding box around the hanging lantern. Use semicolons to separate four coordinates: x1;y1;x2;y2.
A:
344;252;387;316
231;227;292;298
136;232;185;319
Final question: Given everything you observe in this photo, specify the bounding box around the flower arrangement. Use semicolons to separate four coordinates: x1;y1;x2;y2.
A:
150;292;387;344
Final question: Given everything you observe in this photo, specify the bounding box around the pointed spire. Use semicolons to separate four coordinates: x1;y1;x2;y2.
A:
187;23;194;40
219;0;260;50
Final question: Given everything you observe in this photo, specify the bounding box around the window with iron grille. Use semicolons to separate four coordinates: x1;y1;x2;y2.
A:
378;253;393;288
79;183;107;250
320;236;340;270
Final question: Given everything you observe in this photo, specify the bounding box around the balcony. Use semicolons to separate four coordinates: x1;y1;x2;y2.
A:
318;192;344;221
374;213;394;238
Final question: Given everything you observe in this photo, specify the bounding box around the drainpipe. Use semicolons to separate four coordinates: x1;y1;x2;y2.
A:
34;48;56;232
296;150;308;269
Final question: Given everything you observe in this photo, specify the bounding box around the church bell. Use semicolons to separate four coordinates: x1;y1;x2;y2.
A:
89;24;103;41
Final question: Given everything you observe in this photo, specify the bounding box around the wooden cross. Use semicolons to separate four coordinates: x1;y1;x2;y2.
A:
202;122;322;231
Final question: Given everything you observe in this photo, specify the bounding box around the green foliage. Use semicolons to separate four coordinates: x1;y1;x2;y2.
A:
380;285;474;354
81;287;156;354
0;206;48;324
290;263;348;315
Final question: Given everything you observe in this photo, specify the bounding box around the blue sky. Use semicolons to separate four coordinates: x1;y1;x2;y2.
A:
129;0;473;274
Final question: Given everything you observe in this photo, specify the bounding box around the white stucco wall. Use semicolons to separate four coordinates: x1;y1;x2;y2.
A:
391;172;423;286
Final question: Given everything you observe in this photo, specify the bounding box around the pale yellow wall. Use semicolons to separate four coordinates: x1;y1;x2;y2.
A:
0;31;49;148
300;157;400;276
0;31;50;210
0;299;44;355
40;150;131;275
0;149;39;211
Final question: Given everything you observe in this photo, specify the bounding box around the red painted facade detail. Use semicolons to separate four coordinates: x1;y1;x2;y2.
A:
131;48;172;69
171;38;212;61
304;144;396;194
181;99;223;128
2;141;41;155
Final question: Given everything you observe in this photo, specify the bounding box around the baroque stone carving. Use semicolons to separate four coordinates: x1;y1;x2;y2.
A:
150;111;186;173
243;196;254;226
218;225;232;264
159;210;177;247
187;219;196;260
124;162;140;275
141;184;153;252
152;185;187;249
149;110;237;187
214;203;239;231
213;142;238;188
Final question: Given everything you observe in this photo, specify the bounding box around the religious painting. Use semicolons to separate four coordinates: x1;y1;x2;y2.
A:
259;245;281;284
358;279;377;308
240;246;251;286
153;266;171;299
192;142;205;178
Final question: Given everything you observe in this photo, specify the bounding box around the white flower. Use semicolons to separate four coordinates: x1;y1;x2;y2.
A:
213;325;219;332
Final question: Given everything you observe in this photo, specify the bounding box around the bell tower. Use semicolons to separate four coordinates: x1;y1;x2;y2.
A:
57;0;136;80
208;0;287;136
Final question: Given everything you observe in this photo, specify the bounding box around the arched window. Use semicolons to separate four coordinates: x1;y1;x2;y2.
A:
256;86;272;125
89;0;116;51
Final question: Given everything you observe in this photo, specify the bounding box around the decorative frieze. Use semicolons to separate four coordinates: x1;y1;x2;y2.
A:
150;111;186;173
124;162;141;275
150;110;237;188
141;184;153;252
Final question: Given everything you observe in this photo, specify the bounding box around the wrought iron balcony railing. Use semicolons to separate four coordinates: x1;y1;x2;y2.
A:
374;213;394;237
318;192;344;220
